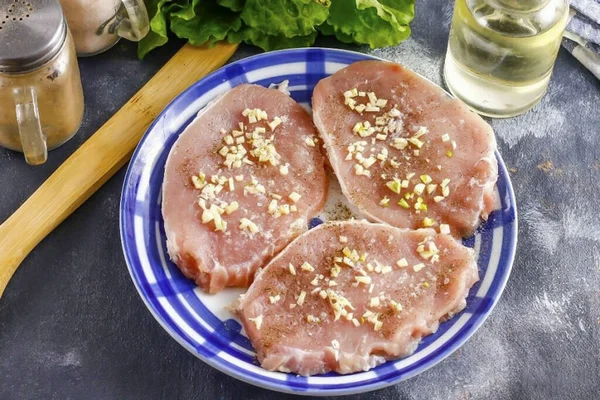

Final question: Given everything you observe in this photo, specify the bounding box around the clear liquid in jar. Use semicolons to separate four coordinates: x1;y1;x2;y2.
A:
444;0;569;117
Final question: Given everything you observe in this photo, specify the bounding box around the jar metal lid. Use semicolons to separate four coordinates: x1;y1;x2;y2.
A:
0;0;66;73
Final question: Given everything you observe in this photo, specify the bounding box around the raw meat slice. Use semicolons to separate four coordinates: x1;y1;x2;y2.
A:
237;220;478;376
312;60;498;237
162;84;328;293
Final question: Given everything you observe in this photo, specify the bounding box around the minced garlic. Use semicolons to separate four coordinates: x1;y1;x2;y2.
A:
297;291;307;306
289;192;302;203
413;263;425;272
224;201;239;214
301;262;315;272
440;224;451;235
248;314;263;330
239;218;259;234
269;294;281;304
423;217;435;227
305;137;317;147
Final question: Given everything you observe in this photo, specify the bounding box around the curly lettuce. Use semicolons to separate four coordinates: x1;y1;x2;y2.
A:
139;0;415;58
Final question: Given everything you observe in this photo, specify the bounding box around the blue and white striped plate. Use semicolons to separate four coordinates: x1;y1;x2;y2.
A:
120;48;517;396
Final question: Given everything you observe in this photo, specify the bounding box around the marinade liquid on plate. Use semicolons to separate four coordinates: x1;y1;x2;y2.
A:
444;0;569;118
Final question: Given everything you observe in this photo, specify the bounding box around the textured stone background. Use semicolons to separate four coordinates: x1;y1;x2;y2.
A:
1;2;599;399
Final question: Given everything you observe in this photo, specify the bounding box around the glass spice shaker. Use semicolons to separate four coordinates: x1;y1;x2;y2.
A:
444;0;569;118
59;0;149;57
0;0;84;165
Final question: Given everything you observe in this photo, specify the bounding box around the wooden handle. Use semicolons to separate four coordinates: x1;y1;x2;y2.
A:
0;42;239;298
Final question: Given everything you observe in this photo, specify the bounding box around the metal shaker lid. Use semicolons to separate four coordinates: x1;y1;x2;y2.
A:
0;0;66;73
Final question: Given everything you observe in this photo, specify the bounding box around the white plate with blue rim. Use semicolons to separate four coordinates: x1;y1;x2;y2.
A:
120;48;518;396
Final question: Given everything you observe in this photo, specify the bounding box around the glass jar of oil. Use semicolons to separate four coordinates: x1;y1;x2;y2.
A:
444;0;569;118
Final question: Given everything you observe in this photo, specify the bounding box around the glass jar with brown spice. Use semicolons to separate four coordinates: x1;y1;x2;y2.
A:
0;0;84;165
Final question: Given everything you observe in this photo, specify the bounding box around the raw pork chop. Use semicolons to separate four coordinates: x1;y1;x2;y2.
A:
237;220;478;375
313;61;498;237
163;84;328;293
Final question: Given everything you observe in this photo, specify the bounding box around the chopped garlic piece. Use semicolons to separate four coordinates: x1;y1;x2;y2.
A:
386;178;402;194
423;217;435;227
224;201;239;214
268;116;282;131
420;174;432;184
330;264;341;278
301;262;314;272
191;175;205;189
369;297;380;308
414;183;425;195
239;218;259;234
414;126;428;138
408;137;424;148
297;291;307;306
391;138;408;150
248;315;263;330
289;192;302;203
269;294;281;304
305;137;316;147
288;263;296;276
413;263;425;272
426;184;437;194
441;133;450;142
354;276;372;285
398;198;410;209
279;165;289;175
344;88;358;98
440;224;451;235
396;258;408;267
390;300;403;312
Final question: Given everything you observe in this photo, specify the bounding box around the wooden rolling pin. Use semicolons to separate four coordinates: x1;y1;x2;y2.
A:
0;42;239;298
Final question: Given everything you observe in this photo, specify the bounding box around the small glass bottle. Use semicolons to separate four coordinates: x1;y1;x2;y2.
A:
444;0;569;118
0;0;84;165
59;0;149;57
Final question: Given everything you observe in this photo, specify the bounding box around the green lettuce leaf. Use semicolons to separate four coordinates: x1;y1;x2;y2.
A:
171;2;242;46
326;0;415;48
240;0;329;38
168;0;202;20
217;0;246;12
138;0;173;59
317;21;353;44
228;27;318;51
138;0;415;58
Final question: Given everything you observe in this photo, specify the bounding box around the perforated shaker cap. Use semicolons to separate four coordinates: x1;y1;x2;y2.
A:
0;0;66;72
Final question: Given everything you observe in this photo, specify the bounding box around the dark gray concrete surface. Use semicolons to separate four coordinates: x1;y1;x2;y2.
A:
1;2;599;399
